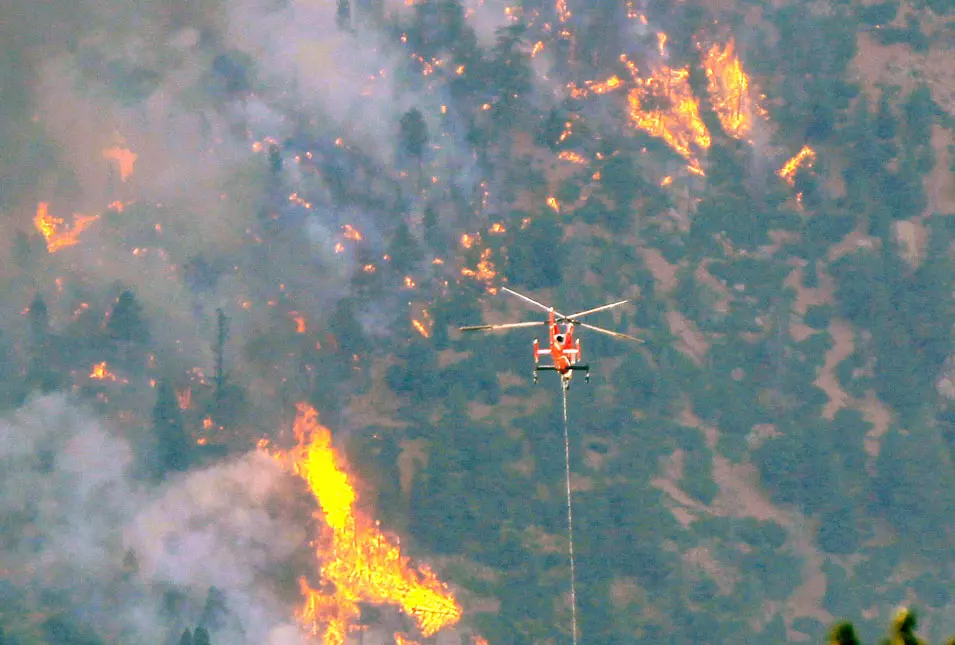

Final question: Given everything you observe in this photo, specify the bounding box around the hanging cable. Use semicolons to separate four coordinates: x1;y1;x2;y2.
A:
561;385;579;645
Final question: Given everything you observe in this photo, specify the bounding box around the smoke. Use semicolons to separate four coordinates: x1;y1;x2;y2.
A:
0;393;310;644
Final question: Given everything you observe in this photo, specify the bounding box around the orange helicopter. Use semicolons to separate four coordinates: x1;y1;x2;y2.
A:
460;287;644;390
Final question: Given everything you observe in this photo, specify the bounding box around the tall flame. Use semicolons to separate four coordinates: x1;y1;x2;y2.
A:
34;202;100;253
703;39;762;139
271;404;461;643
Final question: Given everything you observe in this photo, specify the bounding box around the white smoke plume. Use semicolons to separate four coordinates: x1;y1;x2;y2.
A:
0;394;310;645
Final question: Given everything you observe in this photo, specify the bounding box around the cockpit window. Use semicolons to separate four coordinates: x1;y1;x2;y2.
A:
555;334;564;344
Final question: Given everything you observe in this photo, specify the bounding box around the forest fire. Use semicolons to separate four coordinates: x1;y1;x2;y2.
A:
461;248;499;294
289;312;308;334
34;202;100;253
626;66;710;175
778;145;817;184
342;224;363;241
558;151;588;164
702;39;763;139
268;403;461;644
412;320;430;338
89;362;116;381
411;305;432;338
547;196;560;212
102;146;137;182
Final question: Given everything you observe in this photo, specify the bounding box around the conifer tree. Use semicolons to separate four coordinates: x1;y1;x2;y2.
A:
178;628;193;645
829;622;861;645
107;290;149;343
153;378;192;476
193;627;211;645
387;220;423;276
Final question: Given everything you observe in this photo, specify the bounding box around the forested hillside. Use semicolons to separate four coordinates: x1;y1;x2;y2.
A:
1;0;955;643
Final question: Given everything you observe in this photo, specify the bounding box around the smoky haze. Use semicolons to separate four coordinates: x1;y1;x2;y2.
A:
0;394;310;644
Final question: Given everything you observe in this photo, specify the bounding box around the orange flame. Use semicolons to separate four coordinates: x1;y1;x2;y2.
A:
568;75;623;99
531;41;545;57
703;39;762;139
460;234;476;249
558;151;587;164
777;145;817;185
89;361;116;381
546;196;560;213
657;32;668;56
660;175;673;187
103;146;137;182
362;264;376;274
412;320;430;338
289;312;308;334
556;0;571;22
489;222;507;234
203;417;214;431
34;202;100;253
271;404;462;643
626;65;710;174
461;248;498;294
404;276;417;289
343;225;363;241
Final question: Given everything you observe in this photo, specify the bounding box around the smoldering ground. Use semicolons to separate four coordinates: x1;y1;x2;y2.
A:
0;394;312;645
0;0;510;395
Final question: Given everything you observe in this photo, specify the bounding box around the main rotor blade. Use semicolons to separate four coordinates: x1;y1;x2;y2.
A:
459;321;546;332
501;287;564;317
577;321;645;343
564;299;629;321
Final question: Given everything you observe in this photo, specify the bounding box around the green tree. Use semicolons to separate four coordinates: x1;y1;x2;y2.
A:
193;627;211;645
829;622;862;645
153;378;192;476
387;219;423;276
107;290;149;343
399;107;428;191
28;294;49;345
178;629;193;645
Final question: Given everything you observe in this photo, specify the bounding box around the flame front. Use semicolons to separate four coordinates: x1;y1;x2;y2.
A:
703;39;762;139
626;66;710;174
777;145;817;184
271;404;461;643
34;202;100;253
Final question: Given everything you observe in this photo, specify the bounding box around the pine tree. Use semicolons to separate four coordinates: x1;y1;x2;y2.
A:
193;627;211;645
829;622;861;645
199;587;228;633
153;378;192;476
178;629;193;645
28;294;49;344
399;107;429;191
387;220;423;276
107;290;149;343
213;309;228;405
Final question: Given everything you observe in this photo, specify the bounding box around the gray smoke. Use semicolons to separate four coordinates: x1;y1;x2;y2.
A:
0;394;309;645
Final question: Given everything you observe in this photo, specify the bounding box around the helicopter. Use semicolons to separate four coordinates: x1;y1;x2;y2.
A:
459;287;643;390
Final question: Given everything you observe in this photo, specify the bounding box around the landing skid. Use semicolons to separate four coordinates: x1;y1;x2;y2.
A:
533;365;590;385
